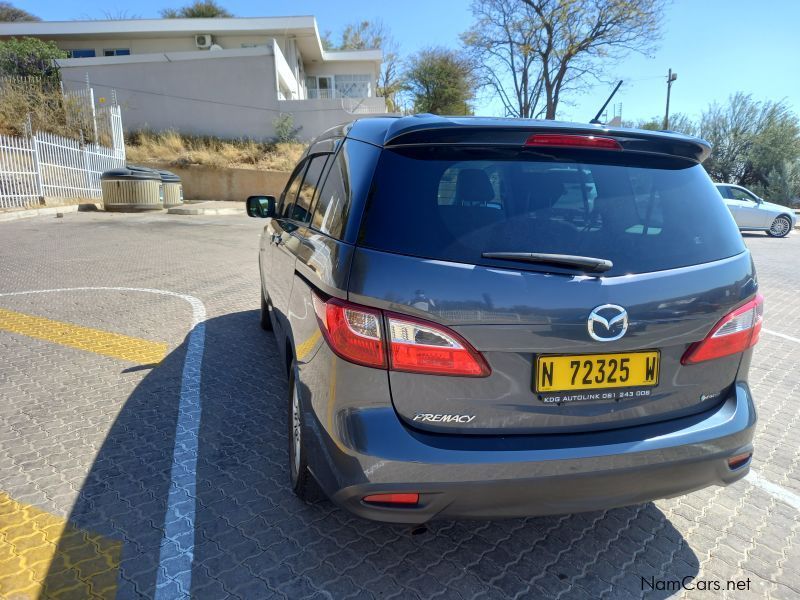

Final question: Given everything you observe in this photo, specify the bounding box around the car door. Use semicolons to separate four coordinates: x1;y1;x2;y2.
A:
728;186;767;228
268;153;330;335
262;162;305;307
717;185;746;227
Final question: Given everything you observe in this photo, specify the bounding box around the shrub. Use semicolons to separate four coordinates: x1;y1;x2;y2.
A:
273;113;301;143
0;37;66;82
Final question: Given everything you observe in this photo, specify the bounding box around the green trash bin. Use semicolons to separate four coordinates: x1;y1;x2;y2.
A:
101;166;164;212
158;169;184;208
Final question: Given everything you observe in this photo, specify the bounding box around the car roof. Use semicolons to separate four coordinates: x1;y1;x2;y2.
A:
313;114;713;163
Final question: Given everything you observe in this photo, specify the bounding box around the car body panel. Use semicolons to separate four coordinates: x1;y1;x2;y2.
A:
716;183;797;231
253;116;758;522
348;246;755;434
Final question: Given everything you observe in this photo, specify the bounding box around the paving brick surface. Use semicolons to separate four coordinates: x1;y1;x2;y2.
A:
0;212;798;599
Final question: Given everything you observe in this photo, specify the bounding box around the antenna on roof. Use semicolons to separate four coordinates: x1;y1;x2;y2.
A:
589;80;623;125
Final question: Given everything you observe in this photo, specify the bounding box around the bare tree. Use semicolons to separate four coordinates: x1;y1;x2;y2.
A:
514;0;665;119
161;0;232;18
0;2;40;21
462;0;545;118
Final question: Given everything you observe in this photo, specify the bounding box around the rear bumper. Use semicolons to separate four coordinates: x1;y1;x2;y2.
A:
308;383;756;523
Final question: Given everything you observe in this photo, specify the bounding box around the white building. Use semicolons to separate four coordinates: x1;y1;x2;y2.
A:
0;16;387;140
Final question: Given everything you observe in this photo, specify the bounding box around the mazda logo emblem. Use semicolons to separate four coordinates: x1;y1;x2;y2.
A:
588;304;628;342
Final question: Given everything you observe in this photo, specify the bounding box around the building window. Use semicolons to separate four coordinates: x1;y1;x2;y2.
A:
306;75;334;99
306;75;372;99
68;49;96;58
103;49;130;57
334;74;372;98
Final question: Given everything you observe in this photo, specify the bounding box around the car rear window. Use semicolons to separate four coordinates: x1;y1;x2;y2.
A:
358;147;745;276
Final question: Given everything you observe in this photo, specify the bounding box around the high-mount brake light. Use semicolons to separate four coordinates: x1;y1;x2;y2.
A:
681;294;764;365
311;292;490;377
524;134;622;150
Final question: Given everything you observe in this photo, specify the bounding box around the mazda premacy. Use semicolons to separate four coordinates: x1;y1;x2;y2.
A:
247;115;759;523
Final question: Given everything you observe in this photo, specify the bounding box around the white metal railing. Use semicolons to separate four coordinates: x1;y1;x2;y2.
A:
341;97;388;114
307;88;336;100
0;134;39;208
0;125;125;209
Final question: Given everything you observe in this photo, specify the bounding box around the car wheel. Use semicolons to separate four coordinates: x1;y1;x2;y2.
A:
260;292;273;330
287;360;320;501
767;215;792;238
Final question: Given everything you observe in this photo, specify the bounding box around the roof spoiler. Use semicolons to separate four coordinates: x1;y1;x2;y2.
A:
382;118;711;163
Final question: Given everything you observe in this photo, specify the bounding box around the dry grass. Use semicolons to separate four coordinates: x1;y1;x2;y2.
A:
126;130;306;171
0;77;91;140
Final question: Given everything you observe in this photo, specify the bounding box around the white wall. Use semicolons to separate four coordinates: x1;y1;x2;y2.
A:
279;98;386;141
52;34;279;56
306;60;378;80
59;49;369;141
61;50;281;139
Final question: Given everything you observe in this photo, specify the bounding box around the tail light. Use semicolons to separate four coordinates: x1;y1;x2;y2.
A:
681;294;763;365
525;134;622;150
312;294;386;368
387;314;490;376
312;292;490;377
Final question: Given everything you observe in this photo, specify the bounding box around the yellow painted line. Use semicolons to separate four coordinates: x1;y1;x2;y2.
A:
295;329;322;362
0;307;168;365
0;491;121;600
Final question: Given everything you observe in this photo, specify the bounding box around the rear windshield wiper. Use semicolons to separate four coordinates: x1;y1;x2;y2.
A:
480;252;613;273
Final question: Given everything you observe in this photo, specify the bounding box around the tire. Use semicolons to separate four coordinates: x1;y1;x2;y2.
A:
260;291;273;330
287;361;321;502
767;215;792;238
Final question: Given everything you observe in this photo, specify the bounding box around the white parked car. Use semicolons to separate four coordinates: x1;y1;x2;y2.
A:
715;183;796;238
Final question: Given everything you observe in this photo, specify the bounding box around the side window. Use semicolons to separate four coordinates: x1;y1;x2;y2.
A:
730;187;757;202
311;151;351;239
280;163;306;218
290;154;329;223
716;186;731;199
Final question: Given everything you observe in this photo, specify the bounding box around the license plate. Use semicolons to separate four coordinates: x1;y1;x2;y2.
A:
535;351;660;393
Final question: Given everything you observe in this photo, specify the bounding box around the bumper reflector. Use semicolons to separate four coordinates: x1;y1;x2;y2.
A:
727;452;752;470
362;493;420;506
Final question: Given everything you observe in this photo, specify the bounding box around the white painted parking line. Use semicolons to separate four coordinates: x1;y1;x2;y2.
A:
0;286;207;599
746;471;800;511
762;328;800;345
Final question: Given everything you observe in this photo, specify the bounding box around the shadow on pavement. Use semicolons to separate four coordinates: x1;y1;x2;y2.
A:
45;309;699;599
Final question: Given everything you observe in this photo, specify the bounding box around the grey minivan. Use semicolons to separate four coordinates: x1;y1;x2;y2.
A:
247;115;760;523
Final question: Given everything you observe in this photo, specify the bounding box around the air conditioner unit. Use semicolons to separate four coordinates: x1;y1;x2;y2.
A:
195;34;213;49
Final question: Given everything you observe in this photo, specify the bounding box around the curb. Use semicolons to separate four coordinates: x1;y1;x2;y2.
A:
167;206;243;215
0;204;100;223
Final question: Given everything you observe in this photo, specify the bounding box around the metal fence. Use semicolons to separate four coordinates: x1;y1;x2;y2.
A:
0;118;125;209
0;135;39;208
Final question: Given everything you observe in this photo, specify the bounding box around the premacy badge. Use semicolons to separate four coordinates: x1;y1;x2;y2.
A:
413;413;476;424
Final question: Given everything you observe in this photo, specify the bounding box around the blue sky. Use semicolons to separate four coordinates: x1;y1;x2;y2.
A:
25;0;800;123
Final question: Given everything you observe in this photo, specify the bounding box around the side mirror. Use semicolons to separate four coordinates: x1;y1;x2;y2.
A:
246;195;276;218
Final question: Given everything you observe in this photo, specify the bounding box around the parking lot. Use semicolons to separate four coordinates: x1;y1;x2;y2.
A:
0;211;798;599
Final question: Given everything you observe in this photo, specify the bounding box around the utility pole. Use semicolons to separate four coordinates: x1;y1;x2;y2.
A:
663;68;677;129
